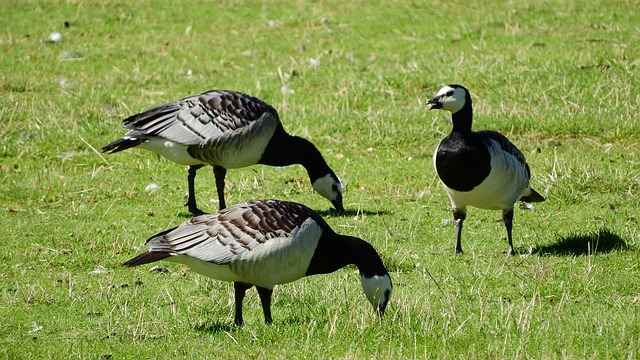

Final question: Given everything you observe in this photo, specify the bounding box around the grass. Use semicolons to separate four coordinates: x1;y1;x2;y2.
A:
1;0;639;358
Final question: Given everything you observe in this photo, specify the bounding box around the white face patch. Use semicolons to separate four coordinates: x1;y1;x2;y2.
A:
361;274;392;313
312;174;343;202
435;85;467;114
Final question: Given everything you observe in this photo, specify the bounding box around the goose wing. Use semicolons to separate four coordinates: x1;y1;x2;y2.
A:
143;200;321;265
121;90;279;146
478;130;531;178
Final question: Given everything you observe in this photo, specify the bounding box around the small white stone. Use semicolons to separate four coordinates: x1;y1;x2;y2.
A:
57;150;75;161
145;183;160;193
90;266;111;275
441;218;454;226
268;20;280;28
308;58;321;67
281;85;294;95
58;78;73;89
28;322;43;333
519;202;535;210
48;32;62;42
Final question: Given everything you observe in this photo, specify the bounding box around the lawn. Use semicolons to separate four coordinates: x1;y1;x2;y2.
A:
1;0;639;358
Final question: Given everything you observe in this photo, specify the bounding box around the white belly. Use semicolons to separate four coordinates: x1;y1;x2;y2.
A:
445;145;530;211
163;218;322;288
166;255;242;282
231;218;322;287
139;138;205;166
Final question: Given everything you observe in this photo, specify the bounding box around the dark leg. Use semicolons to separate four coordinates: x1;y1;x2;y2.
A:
186;165;205;215
233;282;253;326
503;208;517;255
213;166;227;210
453;208;466;254
256;286;274;324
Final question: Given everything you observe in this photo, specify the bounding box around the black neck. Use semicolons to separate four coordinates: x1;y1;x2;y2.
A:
306;231;388;278
259;130;334;182
451;95;473;133
451;103;473;132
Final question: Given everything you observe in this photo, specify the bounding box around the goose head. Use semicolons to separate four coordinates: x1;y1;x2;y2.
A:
426;84;470;114
312;173;344;212
361;273;392;316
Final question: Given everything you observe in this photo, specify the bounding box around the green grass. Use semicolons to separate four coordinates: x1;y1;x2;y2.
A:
1;0;639;358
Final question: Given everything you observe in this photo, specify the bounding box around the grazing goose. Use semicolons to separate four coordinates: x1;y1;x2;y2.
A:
102;90;344;215
122;199;392;325
426;84;545;255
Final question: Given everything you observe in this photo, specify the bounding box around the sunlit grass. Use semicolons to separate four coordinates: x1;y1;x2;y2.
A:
1;0;639;358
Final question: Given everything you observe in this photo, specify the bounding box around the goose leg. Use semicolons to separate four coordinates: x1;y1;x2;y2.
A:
213;165;227;210
453;209;466;254
233;282;253;326
503;209;517;255
256;286;274;324
186;165;205;215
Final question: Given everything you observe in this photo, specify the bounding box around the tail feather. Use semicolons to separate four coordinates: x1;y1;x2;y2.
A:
520;188;545;203
101;137;144;154
122;251;172;267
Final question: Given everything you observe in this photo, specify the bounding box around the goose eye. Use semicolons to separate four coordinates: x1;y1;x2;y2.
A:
446;90;454;96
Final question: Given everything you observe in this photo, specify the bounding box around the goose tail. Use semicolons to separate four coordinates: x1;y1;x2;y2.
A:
520;188;545;203
122;251;172;267
101;137;144;154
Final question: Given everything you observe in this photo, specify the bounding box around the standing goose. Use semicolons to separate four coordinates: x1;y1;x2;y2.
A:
426;84;544;255
122;199;392;325
102;90;344;215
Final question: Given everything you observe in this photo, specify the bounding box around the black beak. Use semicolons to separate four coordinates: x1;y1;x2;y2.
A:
425;96;442;110
331;192;344;213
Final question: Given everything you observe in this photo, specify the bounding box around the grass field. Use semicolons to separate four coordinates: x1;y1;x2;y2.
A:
1;0;639;358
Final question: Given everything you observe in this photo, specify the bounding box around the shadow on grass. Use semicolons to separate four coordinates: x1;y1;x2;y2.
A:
194;315;316;334
177;208;392;219
533;228;629;256
277;313;317;326
315;208;392;218
194;320;236;334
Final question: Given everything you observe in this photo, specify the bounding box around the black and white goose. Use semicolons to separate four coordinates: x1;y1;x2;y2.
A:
122;199;392;325
102;90;344;215
426;84;545;255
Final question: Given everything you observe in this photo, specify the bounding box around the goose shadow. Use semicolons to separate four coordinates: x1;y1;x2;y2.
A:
194;315;318;334
532;228;630;256
315;208;392;218
194;320;236;334
178;207;392;219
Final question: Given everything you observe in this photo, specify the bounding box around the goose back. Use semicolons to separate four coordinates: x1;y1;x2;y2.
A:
103;90;281;167
125;200;328;288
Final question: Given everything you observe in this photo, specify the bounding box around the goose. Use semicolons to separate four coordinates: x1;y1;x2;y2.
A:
122;199;392;325
102;90;344;215
425;84;545;255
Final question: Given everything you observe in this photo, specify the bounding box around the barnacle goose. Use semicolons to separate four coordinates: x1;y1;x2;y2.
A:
102;90;344;215
426;84;545;255
122;199;392;325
